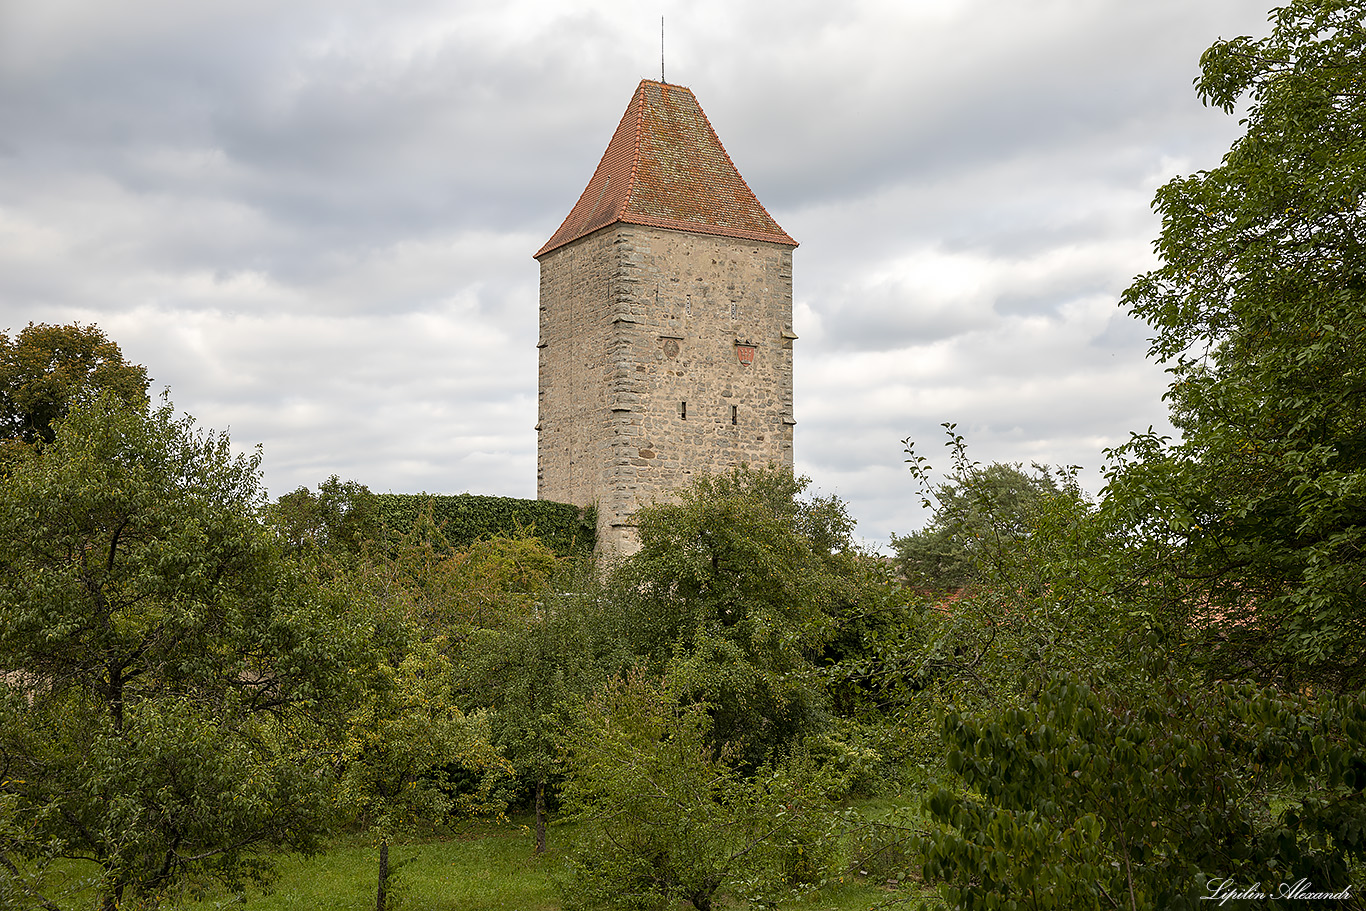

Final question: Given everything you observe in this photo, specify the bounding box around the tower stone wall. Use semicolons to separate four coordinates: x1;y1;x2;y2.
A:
537;224;795;553
535;80;797;554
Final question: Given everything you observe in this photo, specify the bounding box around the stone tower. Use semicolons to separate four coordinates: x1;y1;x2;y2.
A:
535;79;797;554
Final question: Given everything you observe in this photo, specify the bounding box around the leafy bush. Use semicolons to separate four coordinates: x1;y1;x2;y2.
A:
920;676;1366;910
615;466;863;768
558;673;840;911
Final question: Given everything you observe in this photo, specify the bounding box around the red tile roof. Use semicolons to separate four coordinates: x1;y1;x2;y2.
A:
536;80;797;258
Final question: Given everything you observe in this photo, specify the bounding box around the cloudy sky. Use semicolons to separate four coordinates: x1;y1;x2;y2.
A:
0;0;1273;547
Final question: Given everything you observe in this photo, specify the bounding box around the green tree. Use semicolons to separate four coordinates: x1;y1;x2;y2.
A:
269;475;382;574
615;465;859;767
458;563;631;855
850;438;1173;874
874;429;1145;726
0;393;353;910
332;628;508;911
442;534;562;633
921;675;1366;910
362;507;562;645
0;322;149;446
309;510;527;910
893;428;1072;591
558;672;839;911
1109;0;1366;689
909;3;1366;903
332;515;574;862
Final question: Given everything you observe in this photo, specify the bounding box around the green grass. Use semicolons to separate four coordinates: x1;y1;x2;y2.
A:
152;818;930;911
173;823;558;911
26;810;937;911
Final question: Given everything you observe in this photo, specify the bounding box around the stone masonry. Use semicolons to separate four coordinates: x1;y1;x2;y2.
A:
535;80;797;554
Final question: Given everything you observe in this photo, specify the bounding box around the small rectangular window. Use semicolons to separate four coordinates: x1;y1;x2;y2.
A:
730;300;738;319
730;405;738;425
680;401;687;420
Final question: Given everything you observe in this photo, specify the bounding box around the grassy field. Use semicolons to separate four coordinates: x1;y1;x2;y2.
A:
139;819;930;911
185;825;560;911
26;813;935;910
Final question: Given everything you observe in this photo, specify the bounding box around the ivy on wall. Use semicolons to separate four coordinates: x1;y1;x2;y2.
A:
374;493;595;558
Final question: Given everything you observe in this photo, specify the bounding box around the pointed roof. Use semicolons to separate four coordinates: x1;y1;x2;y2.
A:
536;80;796;258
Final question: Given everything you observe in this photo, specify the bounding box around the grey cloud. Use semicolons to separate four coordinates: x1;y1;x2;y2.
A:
689;1;1267;212
0;0;1272;545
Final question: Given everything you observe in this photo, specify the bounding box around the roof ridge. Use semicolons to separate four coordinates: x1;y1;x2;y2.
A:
615;82;646;224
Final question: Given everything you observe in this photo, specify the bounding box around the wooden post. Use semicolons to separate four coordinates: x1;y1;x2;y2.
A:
535;778;547;854
376;838;389;911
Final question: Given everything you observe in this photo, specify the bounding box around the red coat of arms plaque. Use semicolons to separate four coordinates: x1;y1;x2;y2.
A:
735;344;756;366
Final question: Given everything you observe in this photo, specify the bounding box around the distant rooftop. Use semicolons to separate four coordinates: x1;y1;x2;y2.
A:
536;79;796;258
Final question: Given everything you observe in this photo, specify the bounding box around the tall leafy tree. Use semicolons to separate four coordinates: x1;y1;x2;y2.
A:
283;497;519;910
913;4;1366;905
921;676;1366;910
615;466;859;766
0;393;355;910
894;427;1075;591
332;626;506;911
0;322;148;446
1108;0;1366;689
868;433;1148;766
268;475;382;575
459;561;632;854
558;672;838;911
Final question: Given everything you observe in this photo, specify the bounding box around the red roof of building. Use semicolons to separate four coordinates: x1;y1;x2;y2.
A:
535;80;797;258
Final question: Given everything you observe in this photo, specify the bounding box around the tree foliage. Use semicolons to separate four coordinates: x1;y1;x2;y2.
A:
332;628;507;911
269;475;382;574
878;429;1150;734
1110;0;1366;689
0;394;352;910
558;673;839;911
288;496;529;911
0;322;148;446
894;427;1076;591
922;676;1366;910
912;4;1366;905
615;465;860;767
383;517;563;644
458;565;632;854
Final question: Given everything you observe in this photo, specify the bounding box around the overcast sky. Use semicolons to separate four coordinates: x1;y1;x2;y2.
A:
0;0;1274;547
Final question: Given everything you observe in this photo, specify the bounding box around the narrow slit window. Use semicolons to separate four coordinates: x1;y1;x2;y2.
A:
730;405;738;425
680;401;687;420
730;300;738;319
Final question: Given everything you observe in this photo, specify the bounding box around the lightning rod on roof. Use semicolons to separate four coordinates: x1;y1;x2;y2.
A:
661;16;665;83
